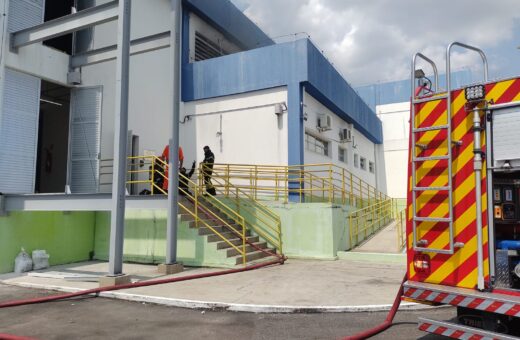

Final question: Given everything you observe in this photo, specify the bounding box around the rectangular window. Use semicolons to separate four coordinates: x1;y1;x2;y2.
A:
369;161;375;173
338;147;347;163
305;132;329;157
360;157;366;170
354;153;359;168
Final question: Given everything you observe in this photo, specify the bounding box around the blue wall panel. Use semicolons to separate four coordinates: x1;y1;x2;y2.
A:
183;40;307;100
183;39;383;144
305;42;383;144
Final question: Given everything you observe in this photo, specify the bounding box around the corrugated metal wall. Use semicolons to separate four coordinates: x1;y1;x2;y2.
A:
0;0;44;193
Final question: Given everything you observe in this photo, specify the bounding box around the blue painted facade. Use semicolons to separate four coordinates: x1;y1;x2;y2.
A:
182;39;383;145
181;0;382;174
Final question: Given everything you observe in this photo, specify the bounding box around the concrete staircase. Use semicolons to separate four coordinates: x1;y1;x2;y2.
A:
178;197;276;265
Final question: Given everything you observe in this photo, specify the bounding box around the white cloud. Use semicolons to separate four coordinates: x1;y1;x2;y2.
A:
234;0;520;85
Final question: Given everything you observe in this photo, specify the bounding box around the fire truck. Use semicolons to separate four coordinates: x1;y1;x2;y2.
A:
404;42;520;339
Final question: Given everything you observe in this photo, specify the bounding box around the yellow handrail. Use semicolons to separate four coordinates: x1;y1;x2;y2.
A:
201;164;283;255
393;198;407;251
347;198;402;249
117;155;250;265
108;156;395;258
177;178;248;265
208;163;390;208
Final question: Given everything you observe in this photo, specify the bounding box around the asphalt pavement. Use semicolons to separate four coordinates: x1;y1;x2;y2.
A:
0;284;452;340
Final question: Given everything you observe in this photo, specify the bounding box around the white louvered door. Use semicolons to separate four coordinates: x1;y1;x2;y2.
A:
68;87;102;193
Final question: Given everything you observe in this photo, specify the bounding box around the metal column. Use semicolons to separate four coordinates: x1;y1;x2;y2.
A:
165;0;182;264
108;0;131;276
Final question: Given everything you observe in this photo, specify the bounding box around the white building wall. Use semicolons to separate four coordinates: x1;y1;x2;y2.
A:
302;91;382;190
81;1;248;179
377;101;410;198
82;0;172;165
182;87;288;166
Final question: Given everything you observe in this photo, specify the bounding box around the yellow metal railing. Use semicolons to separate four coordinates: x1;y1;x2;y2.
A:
102;155;251;265
100;156;169;195
393;198;407;251
128;155;168;195
348;198;406;250
208;163;389;208
103;157;396;256
199;164;283;255
177;173;249;266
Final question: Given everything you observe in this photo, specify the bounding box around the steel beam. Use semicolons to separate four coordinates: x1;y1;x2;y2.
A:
71;31;171;68
166;0;182;265
6;44;69;85
108;0;131;276
3;194;168;212
11;1;118;49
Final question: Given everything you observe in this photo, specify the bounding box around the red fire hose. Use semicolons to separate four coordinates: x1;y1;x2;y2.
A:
0;258;283;310
343;274;407;340
0;334;37;340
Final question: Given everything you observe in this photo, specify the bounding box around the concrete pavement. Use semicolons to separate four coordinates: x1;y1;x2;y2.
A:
0;253;430;313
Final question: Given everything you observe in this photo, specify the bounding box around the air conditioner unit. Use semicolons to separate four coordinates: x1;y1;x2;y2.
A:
339;128;352;143
317;114;332;131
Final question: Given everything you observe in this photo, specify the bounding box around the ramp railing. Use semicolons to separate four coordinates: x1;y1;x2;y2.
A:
208;163;389;208
347;198;407;250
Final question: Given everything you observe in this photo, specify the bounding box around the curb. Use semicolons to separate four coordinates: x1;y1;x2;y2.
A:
1;281;447;313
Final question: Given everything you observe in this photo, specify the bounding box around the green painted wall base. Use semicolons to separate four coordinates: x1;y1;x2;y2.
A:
0;200;380;274
93;210;239;268
0;211;95;274
218;198;356;260
266;202;355;260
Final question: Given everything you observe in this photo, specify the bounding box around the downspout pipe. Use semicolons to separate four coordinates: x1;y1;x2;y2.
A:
473;106;485;291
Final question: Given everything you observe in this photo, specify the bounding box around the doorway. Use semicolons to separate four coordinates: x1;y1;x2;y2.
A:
35;81;71;193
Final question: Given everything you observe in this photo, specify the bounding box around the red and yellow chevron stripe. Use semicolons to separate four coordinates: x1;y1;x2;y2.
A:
406;77;520;289
404;284;520;317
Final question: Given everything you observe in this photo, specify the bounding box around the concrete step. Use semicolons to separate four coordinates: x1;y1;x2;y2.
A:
188;217;237;228
216;236;259;249
233;248;276;265
180;213;195;221
207;230;251;242
226;242;267;257
179;197;238;223
197;224;243;236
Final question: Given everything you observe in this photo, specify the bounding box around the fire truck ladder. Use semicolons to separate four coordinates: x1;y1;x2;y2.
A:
411;53;456;254
411;44;488;256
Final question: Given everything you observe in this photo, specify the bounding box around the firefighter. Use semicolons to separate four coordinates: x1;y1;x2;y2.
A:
179;161;196;196
201;145;216;196
161;145;184;192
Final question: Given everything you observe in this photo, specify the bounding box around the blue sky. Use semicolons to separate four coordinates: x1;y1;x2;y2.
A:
231;0;520;86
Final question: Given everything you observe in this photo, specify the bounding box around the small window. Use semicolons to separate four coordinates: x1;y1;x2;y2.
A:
369;161;375;173
354;153;359;168
338;147;347;163
360;157;366;170
305;132;329;157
